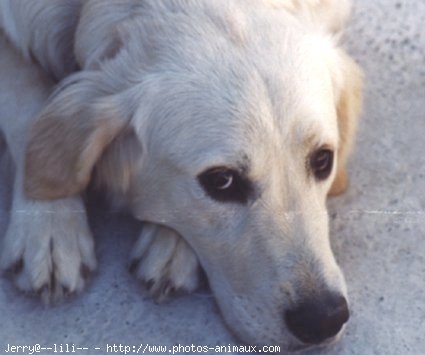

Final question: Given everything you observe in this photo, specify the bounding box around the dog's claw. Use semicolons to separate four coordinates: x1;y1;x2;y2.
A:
37;283;54;305
145;279;155;291
152;281;175;304
80;263;92;280
5;259;24;275
62;285;71;296
36;283;49;296
129;260;140;274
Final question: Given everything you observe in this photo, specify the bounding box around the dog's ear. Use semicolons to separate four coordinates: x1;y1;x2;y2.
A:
92;128;143;201
329;50;363;196
25;73;134;200
269;0;351;34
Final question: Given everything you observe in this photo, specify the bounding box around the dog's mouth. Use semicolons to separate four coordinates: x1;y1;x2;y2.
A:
287;337;338;354
286;325;346;353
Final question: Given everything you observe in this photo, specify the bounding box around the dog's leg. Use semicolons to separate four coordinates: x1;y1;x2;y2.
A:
130;223;201;303
0;36;96;302
0;0;83;81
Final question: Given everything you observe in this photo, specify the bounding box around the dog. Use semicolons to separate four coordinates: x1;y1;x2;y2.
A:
0;0;362;350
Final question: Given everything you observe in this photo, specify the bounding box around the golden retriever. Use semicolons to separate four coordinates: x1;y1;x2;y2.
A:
0;0;362;350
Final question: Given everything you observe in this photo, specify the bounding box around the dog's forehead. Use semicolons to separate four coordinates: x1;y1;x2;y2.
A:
138;71;337;178
133;5;339;172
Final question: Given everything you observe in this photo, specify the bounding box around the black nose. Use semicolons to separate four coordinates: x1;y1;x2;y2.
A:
285;294;349;344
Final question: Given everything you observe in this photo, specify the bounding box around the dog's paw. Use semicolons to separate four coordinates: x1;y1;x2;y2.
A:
0;198;96;303
130;223;201;303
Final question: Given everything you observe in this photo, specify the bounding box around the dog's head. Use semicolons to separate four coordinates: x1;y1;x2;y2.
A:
25;0;362;350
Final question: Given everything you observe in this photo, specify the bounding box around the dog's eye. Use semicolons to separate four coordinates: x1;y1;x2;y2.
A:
310;149;334;181
209;169;234;190
198;167;253;204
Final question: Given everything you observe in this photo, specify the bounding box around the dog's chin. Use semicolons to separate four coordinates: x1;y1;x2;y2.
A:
287;327;346;354
287;341;333;354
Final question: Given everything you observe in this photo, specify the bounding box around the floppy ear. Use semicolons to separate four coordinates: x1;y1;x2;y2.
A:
24;73;133;200
270;0;351;34
329;51;363;196
92;127;143;202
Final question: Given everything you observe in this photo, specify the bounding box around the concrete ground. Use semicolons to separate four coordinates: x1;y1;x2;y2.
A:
0;0;424;354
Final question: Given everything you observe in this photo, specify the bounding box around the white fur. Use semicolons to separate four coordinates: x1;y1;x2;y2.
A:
0;34;96;302
0;0;362;349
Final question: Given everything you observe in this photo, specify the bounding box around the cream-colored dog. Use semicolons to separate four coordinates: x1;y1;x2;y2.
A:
0;0;362;350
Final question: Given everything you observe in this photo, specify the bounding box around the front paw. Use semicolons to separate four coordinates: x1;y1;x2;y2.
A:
0;198;96;303
130;223;201;303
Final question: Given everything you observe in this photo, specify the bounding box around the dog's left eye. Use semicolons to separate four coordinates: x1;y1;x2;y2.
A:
310;148;334;181
198;167;253;204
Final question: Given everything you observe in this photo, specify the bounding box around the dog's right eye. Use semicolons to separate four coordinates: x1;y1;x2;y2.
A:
198;167;253;204
310;148;334;181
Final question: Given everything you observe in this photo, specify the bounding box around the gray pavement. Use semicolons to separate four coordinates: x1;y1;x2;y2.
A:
1;0;424;354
